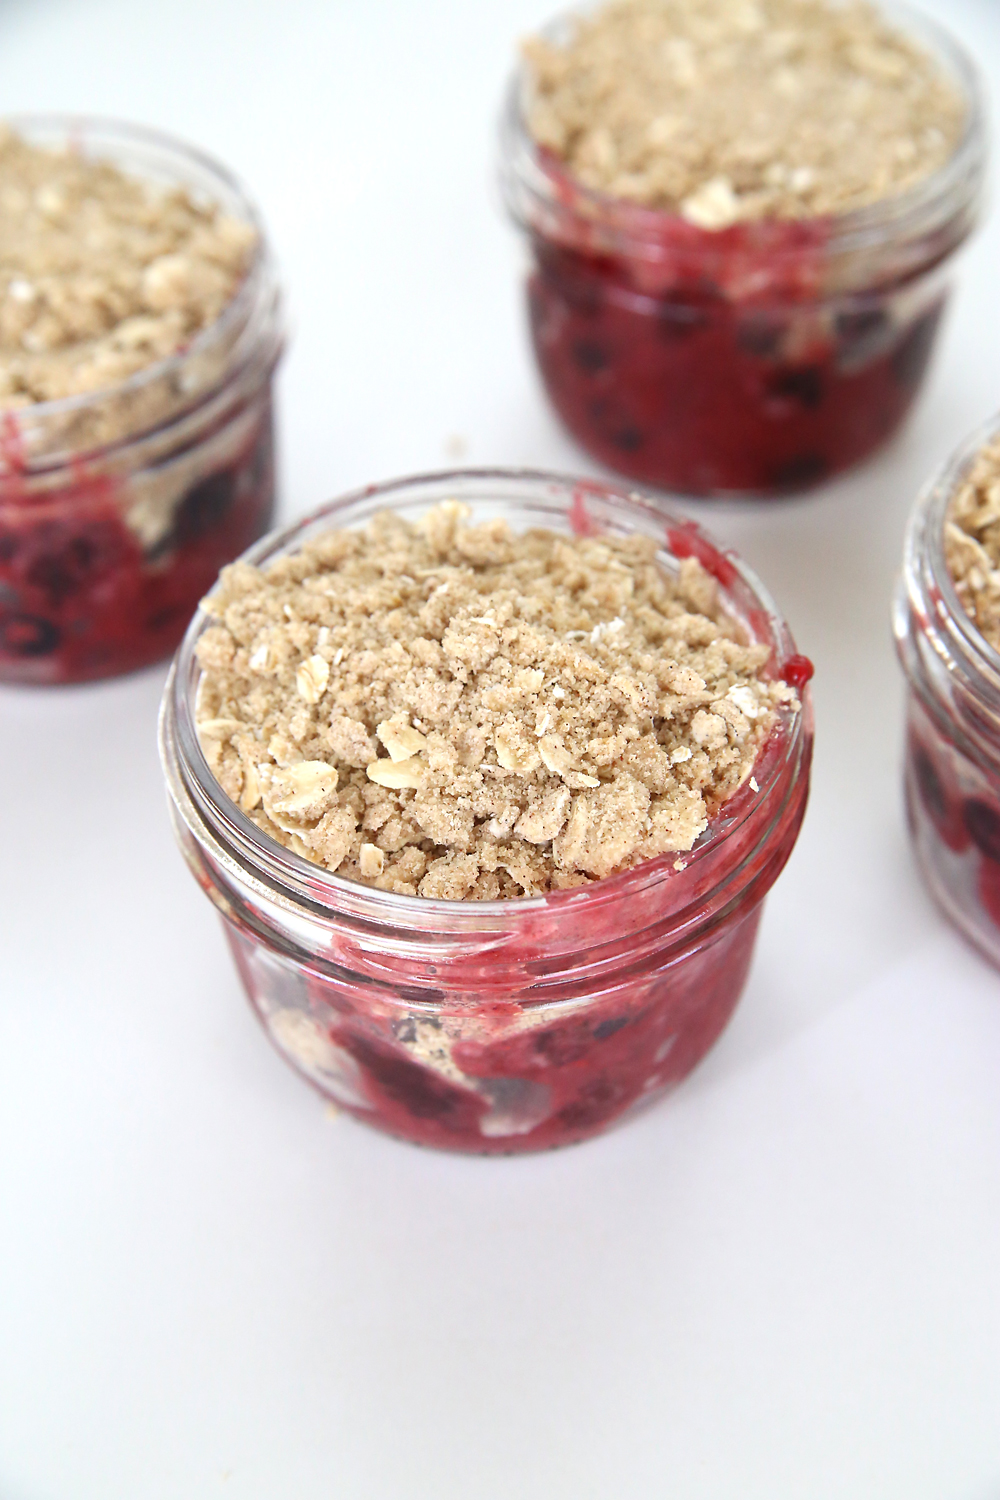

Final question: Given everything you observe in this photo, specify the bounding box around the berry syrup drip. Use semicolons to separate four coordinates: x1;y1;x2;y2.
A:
780;654;814;690
665;524;739;586
526;213;943;496
0;414;275;686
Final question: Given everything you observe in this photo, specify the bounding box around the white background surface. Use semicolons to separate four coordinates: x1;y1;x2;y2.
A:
1;1;999;1495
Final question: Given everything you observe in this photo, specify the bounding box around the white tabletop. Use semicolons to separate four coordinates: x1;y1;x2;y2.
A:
2;1;999;1496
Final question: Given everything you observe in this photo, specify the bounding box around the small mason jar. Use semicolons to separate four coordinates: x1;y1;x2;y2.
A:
895;418;1000;969
160;470;813;1154
0;116;282;686
499;4;986;499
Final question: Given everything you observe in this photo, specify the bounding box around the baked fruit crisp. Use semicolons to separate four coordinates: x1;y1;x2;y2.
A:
0;119;280;684
502;0;983;495
163;478;813;1152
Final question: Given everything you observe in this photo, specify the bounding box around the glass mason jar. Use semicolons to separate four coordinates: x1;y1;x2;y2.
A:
895;417;1000;969
499;4;986;499
0;115;282;686
160;469;814;1154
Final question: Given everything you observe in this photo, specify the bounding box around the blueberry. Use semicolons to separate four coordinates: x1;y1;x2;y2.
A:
533;1025;591;1066
770;452;829;490
534;246;604;316
835;306;890;368
25;523;128;603
594;1016;628;1041
658;298;712;343
963;800;1000;863
913;746;947;824
0;611;61;657
572;339;611;374
612;426;644;452
345;1033;473;1123
174;468;237;545
556;1075;623;1131
768;366;824;409
736;313;785;358
891;306;942;391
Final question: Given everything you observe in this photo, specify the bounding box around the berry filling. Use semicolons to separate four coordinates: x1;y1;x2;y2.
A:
0;414;274;685
904;705;1000;962
234;722;810;1154
265;897;766;1154
528;234;944;496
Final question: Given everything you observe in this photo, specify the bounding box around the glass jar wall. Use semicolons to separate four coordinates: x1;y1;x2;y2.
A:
160;470;813;1153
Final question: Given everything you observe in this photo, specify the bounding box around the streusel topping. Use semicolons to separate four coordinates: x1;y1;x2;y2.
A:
523;0;965;226
194;502;794;900
945;436;1000;654
0;124;256;410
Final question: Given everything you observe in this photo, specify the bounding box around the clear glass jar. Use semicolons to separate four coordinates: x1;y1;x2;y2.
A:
895;416;1000;969
499;3;986;498
160;470;813;1153
0;115;282;685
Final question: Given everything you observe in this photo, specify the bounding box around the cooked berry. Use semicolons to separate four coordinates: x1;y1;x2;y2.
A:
572;339;611;373
594;1015;628;1040
657;298;712;342
174;469;238;545
0;611;60;657
769;366;824;409
345;1032;477;1124
613;426;644;451
835;306;890;366
891;306;942;390
535;246;604;316
913;745;947;823
962;799;1000;863
736;314;784;358
556;1075;623;1130
533;1024;592;1066
771;453;829;490
23;520;131;603
978;856;1000;930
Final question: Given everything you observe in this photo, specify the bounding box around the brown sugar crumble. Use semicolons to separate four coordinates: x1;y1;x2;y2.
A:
945;436;1000;654
523;0;965;226
194;502;796;900
0;123;256;415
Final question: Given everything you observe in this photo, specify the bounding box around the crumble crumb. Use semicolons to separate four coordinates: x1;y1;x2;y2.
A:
945;436;1000;654
523;0;965;223
195;502;796;899
0;123;256;413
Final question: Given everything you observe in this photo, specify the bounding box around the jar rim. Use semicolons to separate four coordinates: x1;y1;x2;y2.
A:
161;467;811;928
0;112;273;468
500;0;987;266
